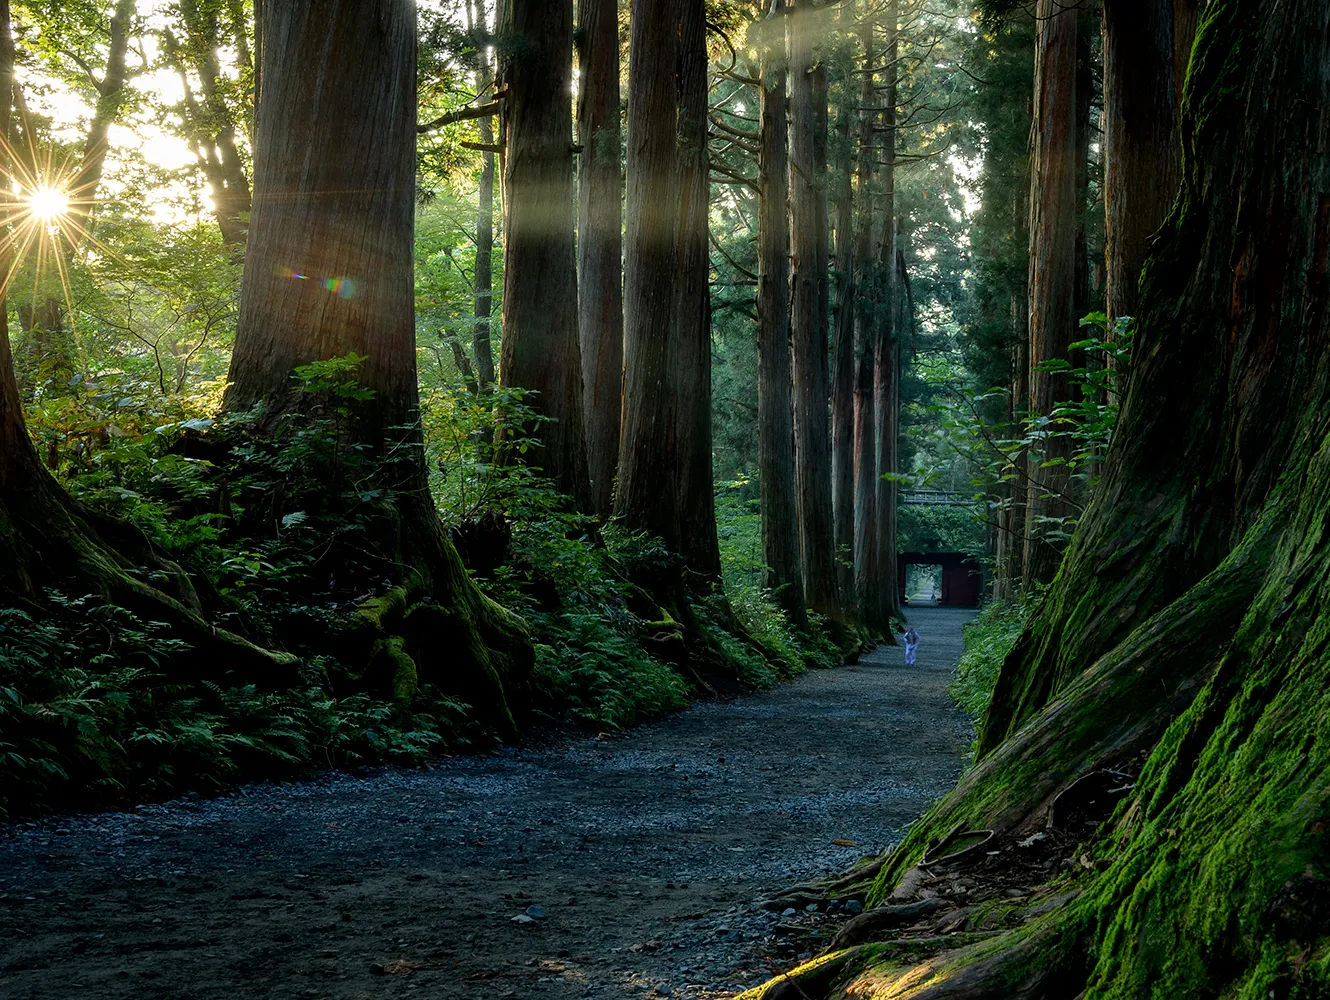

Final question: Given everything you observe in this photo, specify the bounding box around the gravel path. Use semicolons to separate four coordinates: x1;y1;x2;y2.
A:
0;607;974;1000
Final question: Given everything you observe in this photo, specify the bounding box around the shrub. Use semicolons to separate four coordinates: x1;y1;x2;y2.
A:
950;598;1033;723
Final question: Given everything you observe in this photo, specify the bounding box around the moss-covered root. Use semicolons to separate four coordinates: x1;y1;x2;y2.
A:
344;576;529;738
731;947;871;1000
831;925;1077;999
338;496;531;736
2;472;301;686
734;925;1076;1000
757;852;893;912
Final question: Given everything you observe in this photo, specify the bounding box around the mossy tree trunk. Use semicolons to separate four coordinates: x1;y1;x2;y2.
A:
746;2;1330;996
222;0;531;732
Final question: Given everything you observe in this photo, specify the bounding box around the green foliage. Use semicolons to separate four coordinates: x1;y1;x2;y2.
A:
531;613;689;729
0;596;467;819
898;502;987;555
714;476;764;590
949;598;1033;724
713;477;841;671
931;319;1134;560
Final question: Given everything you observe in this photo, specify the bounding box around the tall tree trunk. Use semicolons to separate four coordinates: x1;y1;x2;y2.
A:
872;0;900;624
1021;0;1080;587
830;15;856;613
1102;0;1195;335
756;0;805;621
617;0;682;553
470;0;497;392
788;0;841;621
674;0;724;580
618;0;726;586
829;87;851;609
1003;194;1031;593
497;0;593;510
224;1;420;441
851;7;879;624
576;0;624;520
223;0;531;728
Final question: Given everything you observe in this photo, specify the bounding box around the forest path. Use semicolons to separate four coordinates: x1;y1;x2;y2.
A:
0;607;974;1000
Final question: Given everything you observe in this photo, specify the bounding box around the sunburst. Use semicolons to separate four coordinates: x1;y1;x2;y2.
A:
0;135;117;331
27;186;70;226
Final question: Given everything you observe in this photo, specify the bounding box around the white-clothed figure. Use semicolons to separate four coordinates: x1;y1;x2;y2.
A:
903;626;919;666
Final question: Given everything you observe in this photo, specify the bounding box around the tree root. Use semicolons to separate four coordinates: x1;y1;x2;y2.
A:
2;459;300;684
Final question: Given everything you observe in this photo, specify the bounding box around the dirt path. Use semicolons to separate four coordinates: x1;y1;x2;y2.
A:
0;607;974;1000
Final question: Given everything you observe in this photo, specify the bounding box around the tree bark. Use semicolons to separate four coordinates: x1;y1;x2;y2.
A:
617;0;725;585
617;0;683;554
851;7;879;625
497;0;593;510
756;0;805;621
872;0;900;625
470;0;497;392
1021;0;1080;588
576;0;624;521
1102;0;1196;333
788;0;841;621
224;0;420;442
830;14;856;613
674;0;724;580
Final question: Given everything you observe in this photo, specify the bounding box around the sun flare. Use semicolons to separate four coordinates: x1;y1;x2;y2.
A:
27;186;70;224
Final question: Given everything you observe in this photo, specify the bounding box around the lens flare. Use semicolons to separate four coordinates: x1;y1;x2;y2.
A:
0;136;115;329
27;186;70;224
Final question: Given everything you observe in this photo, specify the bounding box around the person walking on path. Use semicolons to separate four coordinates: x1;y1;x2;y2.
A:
903;626;920;666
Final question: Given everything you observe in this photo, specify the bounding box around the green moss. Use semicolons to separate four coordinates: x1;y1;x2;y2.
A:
379;635;418;719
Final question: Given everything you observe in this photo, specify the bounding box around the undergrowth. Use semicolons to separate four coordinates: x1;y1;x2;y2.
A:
950;598;1033;723
0;370;842;818
0;596;471;819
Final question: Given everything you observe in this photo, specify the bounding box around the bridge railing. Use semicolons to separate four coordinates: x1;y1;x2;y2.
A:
898;489;980;507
